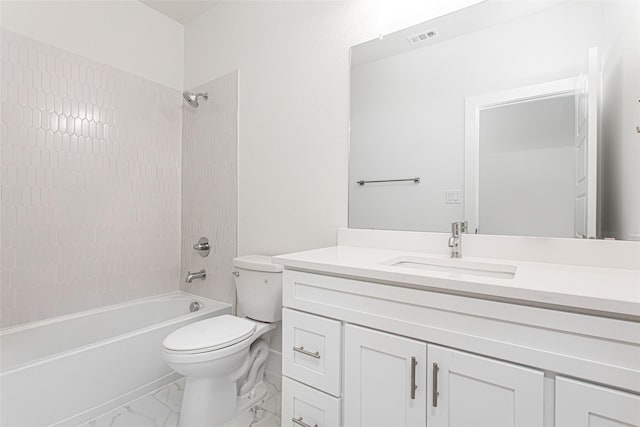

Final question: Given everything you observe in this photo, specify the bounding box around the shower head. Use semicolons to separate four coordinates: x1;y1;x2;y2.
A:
183;91;209;108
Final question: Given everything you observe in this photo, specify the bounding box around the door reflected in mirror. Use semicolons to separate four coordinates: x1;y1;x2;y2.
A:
478;92;576;238
349;1;640;241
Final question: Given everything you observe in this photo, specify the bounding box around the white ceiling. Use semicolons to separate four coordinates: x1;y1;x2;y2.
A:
140;0;220;24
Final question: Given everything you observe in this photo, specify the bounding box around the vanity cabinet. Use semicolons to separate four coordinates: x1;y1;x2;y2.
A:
344;324;427;427
427;344;544;427
282;376;341;427
281;270;640;427
555;377;640;427
282;308;342;397
342;325;544;427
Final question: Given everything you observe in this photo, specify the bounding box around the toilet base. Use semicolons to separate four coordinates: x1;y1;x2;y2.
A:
178;378;268;427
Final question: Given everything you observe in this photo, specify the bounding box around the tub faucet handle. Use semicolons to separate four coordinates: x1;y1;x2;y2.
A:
192;237;210;257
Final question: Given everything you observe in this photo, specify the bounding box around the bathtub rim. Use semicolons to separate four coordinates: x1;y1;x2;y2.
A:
0;291;231;376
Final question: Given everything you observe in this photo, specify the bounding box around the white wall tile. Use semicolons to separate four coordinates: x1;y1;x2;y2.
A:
179;71;238;306
0;31;182;328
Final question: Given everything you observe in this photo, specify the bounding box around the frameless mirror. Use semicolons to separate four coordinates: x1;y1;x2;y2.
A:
349;0;639;241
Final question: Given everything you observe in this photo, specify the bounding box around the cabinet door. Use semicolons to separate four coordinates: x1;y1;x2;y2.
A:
427;344;543;427
344;324;427;427
556;377;640;427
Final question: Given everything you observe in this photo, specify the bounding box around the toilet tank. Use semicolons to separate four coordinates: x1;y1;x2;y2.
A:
232;255;283;323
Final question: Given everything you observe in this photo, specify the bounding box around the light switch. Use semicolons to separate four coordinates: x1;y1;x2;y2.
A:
445;189;461;204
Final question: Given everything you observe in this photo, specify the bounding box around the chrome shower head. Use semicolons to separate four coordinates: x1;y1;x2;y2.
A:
183;91;209;108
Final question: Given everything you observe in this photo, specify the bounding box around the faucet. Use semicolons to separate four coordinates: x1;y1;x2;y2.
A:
448;221;468;258
186;269;207;284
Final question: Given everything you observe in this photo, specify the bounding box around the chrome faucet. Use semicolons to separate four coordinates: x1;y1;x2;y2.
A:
185;269;207;284
448;221;468;258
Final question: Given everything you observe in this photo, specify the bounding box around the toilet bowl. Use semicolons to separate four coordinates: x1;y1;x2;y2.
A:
163;255;283;427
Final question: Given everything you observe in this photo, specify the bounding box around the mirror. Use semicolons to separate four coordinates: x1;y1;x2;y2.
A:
349;0;639;241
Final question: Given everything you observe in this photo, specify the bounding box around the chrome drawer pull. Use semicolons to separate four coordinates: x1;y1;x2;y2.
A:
410;356;418;400
292;416;318;427
293;346;320;359
432;362;440;407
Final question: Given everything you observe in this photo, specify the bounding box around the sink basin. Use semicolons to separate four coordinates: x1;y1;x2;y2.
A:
381;256;516;279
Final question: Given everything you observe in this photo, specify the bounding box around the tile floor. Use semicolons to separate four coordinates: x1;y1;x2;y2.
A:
82;374;281;427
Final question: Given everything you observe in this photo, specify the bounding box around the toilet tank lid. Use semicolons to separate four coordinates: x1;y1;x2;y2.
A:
233;255;283;272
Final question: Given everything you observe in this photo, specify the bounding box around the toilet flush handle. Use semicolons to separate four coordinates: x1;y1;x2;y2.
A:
232;271;240;277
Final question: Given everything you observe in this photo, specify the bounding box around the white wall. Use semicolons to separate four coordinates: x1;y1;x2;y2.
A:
0;0;184;90
349;1;604;233
601;1;640;241
184;0;481;256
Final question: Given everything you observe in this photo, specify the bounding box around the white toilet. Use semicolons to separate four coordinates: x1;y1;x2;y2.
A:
163;255;283;427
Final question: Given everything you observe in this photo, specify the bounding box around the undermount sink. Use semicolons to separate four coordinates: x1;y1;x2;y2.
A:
380;256;517;279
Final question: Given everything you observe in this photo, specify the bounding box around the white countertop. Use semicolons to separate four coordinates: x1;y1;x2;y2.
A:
274;246;640;319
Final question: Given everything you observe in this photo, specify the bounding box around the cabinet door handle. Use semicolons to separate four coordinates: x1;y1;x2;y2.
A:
432;362;440;407
293;346;320;359
292;416;318;427
410;356;418;400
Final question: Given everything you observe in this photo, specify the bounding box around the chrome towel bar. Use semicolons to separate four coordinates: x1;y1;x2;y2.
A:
356;177;420;186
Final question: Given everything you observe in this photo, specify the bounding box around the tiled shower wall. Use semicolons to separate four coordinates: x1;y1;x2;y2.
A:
0;31;182;327
180;71;237;305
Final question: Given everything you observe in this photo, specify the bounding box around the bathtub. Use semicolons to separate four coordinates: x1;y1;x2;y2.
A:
0;292;231;427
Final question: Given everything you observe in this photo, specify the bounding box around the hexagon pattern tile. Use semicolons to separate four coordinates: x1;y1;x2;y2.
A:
180;71;237;306
1;31;182;327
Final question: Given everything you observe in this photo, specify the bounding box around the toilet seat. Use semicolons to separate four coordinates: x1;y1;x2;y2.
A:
163;315;257;355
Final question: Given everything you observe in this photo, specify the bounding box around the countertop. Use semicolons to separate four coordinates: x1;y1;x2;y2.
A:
274;246;640;319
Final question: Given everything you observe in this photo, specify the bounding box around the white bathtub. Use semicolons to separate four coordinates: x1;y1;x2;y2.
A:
0;292;231;427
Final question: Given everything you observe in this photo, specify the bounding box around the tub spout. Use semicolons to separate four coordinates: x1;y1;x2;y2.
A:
186;269;206;283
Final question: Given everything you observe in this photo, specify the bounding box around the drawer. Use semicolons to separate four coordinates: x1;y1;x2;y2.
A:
282;377;341;427
283;308;342;396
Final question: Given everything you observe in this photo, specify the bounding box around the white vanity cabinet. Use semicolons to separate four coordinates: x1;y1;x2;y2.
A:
280;269;640;427
555;377;640;427
427;344;544;427
343;324;427;427
282;308;342;396
282;308;343;427
282;376;342;427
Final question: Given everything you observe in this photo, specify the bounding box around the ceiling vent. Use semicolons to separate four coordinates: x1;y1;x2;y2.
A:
408;29;439;45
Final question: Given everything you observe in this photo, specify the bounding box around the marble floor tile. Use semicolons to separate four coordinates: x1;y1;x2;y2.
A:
253;413;280;427
85;395;179;427
224;408;280;427
83;377;281;427
258;375;281;418
152;379;185;413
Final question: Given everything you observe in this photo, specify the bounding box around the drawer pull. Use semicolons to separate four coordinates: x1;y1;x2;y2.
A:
410;356;418;400
432;362;440;407
292;416;318;427
293;346;320;359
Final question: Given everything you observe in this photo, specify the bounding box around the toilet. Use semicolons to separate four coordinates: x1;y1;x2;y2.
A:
163;255;283;427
